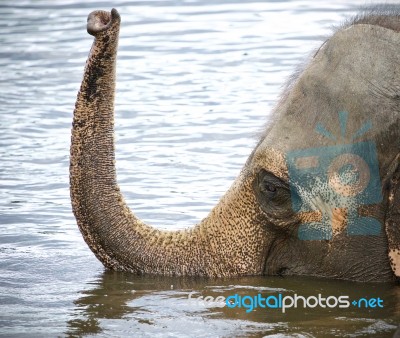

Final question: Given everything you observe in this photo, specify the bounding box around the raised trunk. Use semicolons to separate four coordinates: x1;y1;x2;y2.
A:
70;9;268;276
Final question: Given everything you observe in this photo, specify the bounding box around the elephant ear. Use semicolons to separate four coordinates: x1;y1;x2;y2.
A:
385;153;400;278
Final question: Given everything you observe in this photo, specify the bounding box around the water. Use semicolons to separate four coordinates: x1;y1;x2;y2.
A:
0;0;399;337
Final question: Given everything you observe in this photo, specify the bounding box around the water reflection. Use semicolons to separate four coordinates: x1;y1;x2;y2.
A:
66;272;400;337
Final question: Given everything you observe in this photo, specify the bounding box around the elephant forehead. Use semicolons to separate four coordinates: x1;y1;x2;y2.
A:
261;23;400;168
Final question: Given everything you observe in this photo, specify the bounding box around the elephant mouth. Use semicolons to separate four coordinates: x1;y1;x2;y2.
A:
87;8;120;36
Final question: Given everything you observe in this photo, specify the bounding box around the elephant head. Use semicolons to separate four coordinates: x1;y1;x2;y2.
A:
71;8;400;281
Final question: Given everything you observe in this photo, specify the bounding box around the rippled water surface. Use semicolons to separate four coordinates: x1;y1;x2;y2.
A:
1;0;399;337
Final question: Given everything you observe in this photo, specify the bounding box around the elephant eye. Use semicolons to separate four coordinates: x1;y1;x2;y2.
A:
254;169;294;219
263;182;277;194
259;171;285;201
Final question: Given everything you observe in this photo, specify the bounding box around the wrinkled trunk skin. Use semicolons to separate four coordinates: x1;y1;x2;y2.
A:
71;8;400;282
70;9;269;276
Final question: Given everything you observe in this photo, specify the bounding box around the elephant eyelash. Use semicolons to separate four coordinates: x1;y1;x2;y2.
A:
259;170;290;192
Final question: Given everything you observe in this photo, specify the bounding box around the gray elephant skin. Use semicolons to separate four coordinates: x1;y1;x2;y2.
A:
70;8;400;282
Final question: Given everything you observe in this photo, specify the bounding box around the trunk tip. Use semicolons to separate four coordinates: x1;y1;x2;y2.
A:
87;8;120;36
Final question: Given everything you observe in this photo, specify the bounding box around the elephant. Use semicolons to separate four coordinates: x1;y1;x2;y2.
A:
70;8;400;282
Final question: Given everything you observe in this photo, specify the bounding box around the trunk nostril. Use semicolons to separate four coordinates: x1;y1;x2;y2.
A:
87;8;120;36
